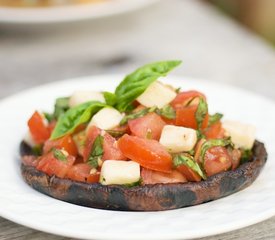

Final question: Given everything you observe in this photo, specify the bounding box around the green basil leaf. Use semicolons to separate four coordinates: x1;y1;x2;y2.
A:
88;135;104;168
51;101;106;140
200;138;233;165
123;178;142;188
240;148;253;164
173;154;206;180
32;144;43;156
119;106;156;126
43;112;55;123
103;91;117;106
54;97;70;119
208;113;223;126
115;60;182;112
53;148;67;162
158;105;176;119
105;130;125;138
195;98;208;130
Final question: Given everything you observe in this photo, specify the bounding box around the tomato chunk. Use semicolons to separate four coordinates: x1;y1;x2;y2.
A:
177;164;201;182
66;163;100;183
141;168;186;184
28;111;50;144
176;105;209;130
204;121;225;139
117;134;172;173
171;90;206;109
37;151;75;178
83;126;126;162
204;146;232;176
128;112;166;140
43;135;78;157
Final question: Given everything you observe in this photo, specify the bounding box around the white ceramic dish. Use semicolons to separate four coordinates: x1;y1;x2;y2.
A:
0;75;274;240
0;0;158;24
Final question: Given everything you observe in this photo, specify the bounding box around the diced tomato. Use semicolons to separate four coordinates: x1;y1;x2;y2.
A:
37;151;75;178
28;111;50;144
204;121;225;139
171;90;206;109
117;134;172;173
21;155;38;167
228;148;242;170
128;112;166;140
141;168;187;184
43;135;78;157
83;126;126;162
204;146;232;177
177;164;201;182
66;163;100;183
176;105;209;130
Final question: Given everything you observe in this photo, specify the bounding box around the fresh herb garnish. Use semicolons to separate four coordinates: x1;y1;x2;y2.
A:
53;148;67;162
123;178;142;188
54;97;70;119
51;101;107;140
195;98;208;130
114;60;182;112
240;149;253;164
175;87;181;93
43;112;55;122
88;135;104;169
32;144;42;156
105;129;125;138
103;92;117;106
208;113;223;127
173;154;206;180
157;105;176;119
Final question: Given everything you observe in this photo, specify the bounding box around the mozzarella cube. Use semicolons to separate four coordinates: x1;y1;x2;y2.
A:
69;91;105;107
222;120;256;149
159;125;197;153
100;160;140;185
87;107;123;131
23;131;36;147
136;81;177;108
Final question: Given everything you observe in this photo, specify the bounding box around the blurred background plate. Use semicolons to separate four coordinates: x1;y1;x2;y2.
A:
0;0;158;24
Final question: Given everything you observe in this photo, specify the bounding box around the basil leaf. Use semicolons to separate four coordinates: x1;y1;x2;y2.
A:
119;106;156;126
200;138;233;165
157;105;176;119
53;148;67;162
43;112;55;122
195;98;208;130
123;178;142;188
51;101;106;140
105;130;125;138
88;135;104;168
32;144;42;156
173;154;206;180
54;97;70;119
208;113;223;126
240;148;253;164
115;60;182;112
103;92;117;106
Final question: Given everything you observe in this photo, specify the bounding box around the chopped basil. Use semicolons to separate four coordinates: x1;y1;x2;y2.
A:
43;112;55;123
173;154;206;180
53;148;67;162
32;144;42;156
105;129;125;138
200;138;233;165
103;91;117;106
195;98;208;130
123;178;142;188
208;113;223;127
157;105;176;119
175;87;181;93
240;149;253;164
54;97;70;119
88;135;104;169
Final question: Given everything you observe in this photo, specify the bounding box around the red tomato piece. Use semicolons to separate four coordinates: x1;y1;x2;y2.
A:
128;112;166;140
141;168;187;184
37;151;75;178
204;146;232;177
83;126;126;162
204;121;225;139
177;164;201;182
176;105;209;130
28;111;50;144
171;90;206;109
43;135;78;157
66;163;100;183
117;134;172;173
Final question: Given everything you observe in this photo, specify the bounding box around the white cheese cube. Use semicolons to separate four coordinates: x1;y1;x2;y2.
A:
222;120;256;149
23;131;36;147
136;81;177;108
159;125;197;153
69;91;105;107
100;160;140;185
87;107;123;131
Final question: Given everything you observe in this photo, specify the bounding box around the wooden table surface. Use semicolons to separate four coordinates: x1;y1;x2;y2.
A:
0;0;275;239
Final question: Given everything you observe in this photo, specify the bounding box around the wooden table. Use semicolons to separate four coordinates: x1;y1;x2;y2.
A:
0;0;275;239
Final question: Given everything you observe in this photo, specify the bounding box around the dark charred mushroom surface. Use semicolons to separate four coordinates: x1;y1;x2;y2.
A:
20;140;267;211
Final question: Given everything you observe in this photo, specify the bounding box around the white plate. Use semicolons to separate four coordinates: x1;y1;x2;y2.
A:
0;75;274;240
0;0;157;24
